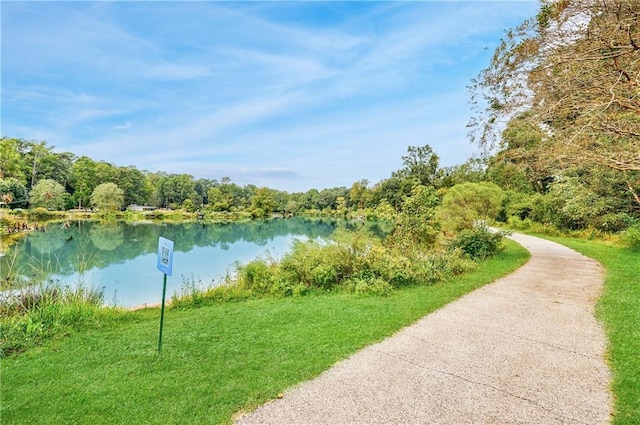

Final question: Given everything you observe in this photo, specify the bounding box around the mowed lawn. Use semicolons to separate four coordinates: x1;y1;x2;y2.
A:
2;240;529;425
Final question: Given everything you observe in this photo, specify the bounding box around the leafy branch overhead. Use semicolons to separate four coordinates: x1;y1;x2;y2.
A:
469;0;639;204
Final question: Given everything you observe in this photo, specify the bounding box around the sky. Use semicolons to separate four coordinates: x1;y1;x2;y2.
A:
1;1;538;193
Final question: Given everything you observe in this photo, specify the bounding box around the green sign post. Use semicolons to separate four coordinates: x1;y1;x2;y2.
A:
156;237;174;354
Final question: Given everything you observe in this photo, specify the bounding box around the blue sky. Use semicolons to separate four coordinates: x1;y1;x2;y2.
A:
2;1;537;192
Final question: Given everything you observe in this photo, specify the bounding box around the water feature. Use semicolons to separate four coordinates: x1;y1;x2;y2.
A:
0;218;347;307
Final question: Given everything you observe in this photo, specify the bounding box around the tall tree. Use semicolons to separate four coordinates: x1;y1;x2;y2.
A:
0;178;28;208
393;145;441;187
115;166;150;206
91;182;125;212
469;0;640;205
349;179;371;209
26;141;52;189
70;156;98;209
29;179;67;210
249;187;277;217
38;151;76;189
0;137;27;183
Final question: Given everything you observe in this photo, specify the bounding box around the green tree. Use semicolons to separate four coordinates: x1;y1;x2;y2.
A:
391;185;440;248
70;156;98;209
194;178;215;206
0;178;28;209
95;161;116;185
90;182;124;212
249;187;277;217
439;158;486;188
38;151;76;189
29;179;67;210
0;137;27;183
24;141;52;189
115;166;151;206
349;179;371;209
370;176;415;211
393;145;441;187
470;0;640;206
157;174;196;208
438;182;505;232
207;187;230;212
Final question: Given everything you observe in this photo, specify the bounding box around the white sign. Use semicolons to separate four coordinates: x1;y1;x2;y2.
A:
157;237;174;276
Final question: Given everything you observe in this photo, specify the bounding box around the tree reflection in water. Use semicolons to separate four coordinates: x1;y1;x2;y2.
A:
1;218;377;306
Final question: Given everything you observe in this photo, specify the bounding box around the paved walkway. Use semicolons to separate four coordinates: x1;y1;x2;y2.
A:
235;233;612;424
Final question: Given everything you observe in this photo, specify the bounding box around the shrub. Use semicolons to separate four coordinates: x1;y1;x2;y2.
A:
449;227;507;260
345;277;393;296
621;224;640;251
593;213;635;233
27;207;64;221
237;259;274;292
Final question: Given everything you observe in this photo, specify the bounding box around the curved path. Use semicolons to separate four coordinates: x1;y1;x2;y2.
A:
236;233;612;424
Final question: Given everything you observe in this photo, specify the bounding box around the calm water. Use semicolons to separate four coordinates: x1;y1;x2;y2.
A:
1;218;353;307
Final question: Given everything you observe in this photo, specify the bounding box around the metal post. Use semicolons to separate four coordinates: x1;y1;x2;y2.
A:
158;273;168;354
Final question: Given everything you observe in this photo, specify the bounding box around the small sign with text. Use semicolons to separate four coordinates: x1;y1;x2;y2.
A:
157;237;174;276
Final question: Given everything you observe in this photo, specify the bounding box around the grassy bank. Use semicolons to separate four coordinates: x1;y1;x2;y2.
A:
1;239;529;425
544;236;640;425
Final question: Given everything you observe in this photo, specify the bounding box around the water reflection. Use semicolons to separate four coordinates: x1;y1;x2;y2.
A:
89;224;124;251
1;218;355;307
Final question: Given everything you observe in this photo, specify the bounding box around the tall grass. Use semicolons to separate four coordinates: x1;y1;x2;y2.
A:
0;282;126;356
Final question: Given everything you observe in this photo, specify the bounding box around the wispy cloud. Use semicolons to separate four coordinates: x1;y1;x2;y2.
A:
1;1;538;191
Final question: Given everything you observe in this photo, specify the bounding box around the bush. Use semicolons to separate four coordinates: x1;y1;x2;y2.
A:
593;213;635;233
27;207;64;221
237;259;273;292
621;224;640;251
346;277;393;296
449;227;507;260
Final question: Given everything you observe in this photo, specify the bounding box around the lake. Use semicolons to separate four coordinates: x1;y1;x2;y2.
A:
0;218;357;307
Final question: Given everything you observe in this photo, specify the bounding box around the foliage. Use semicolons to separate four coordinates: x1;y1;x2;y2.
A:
28;179;67;210
0;282;125;356
389;185;440;249
469;0;640;207
0;137;27;182
621;224;640;251
90;182;125;212
25;207;65;221
532;169;638;231
439;158;487;188
172;224;477;304
438;182;505;232
500;190;540;222
448;227;507;260
0;177;28;209
1;241;529;424
69;156;98;209
393;144;441;187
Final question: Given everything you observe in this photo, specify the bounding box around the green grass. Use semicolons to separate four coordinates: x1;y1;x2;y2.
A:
1;240;529;425
544;236;640;425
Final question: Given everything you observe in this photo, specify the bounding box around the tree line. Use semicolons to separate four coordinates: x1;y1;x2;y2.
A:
1;1;638;232
468;0;639;232
0;137;482;219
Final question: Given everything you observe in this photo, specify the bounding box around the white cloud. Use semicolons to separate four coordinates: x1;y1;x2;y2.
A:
2;1;538;191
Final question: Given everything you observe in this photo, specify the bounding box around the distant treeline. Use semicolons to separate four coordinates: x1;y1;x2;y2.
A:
1;135;638;231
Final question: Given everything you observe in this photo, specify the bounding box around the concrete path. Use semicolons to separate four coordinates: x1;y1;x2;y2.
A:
235;233;612;424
